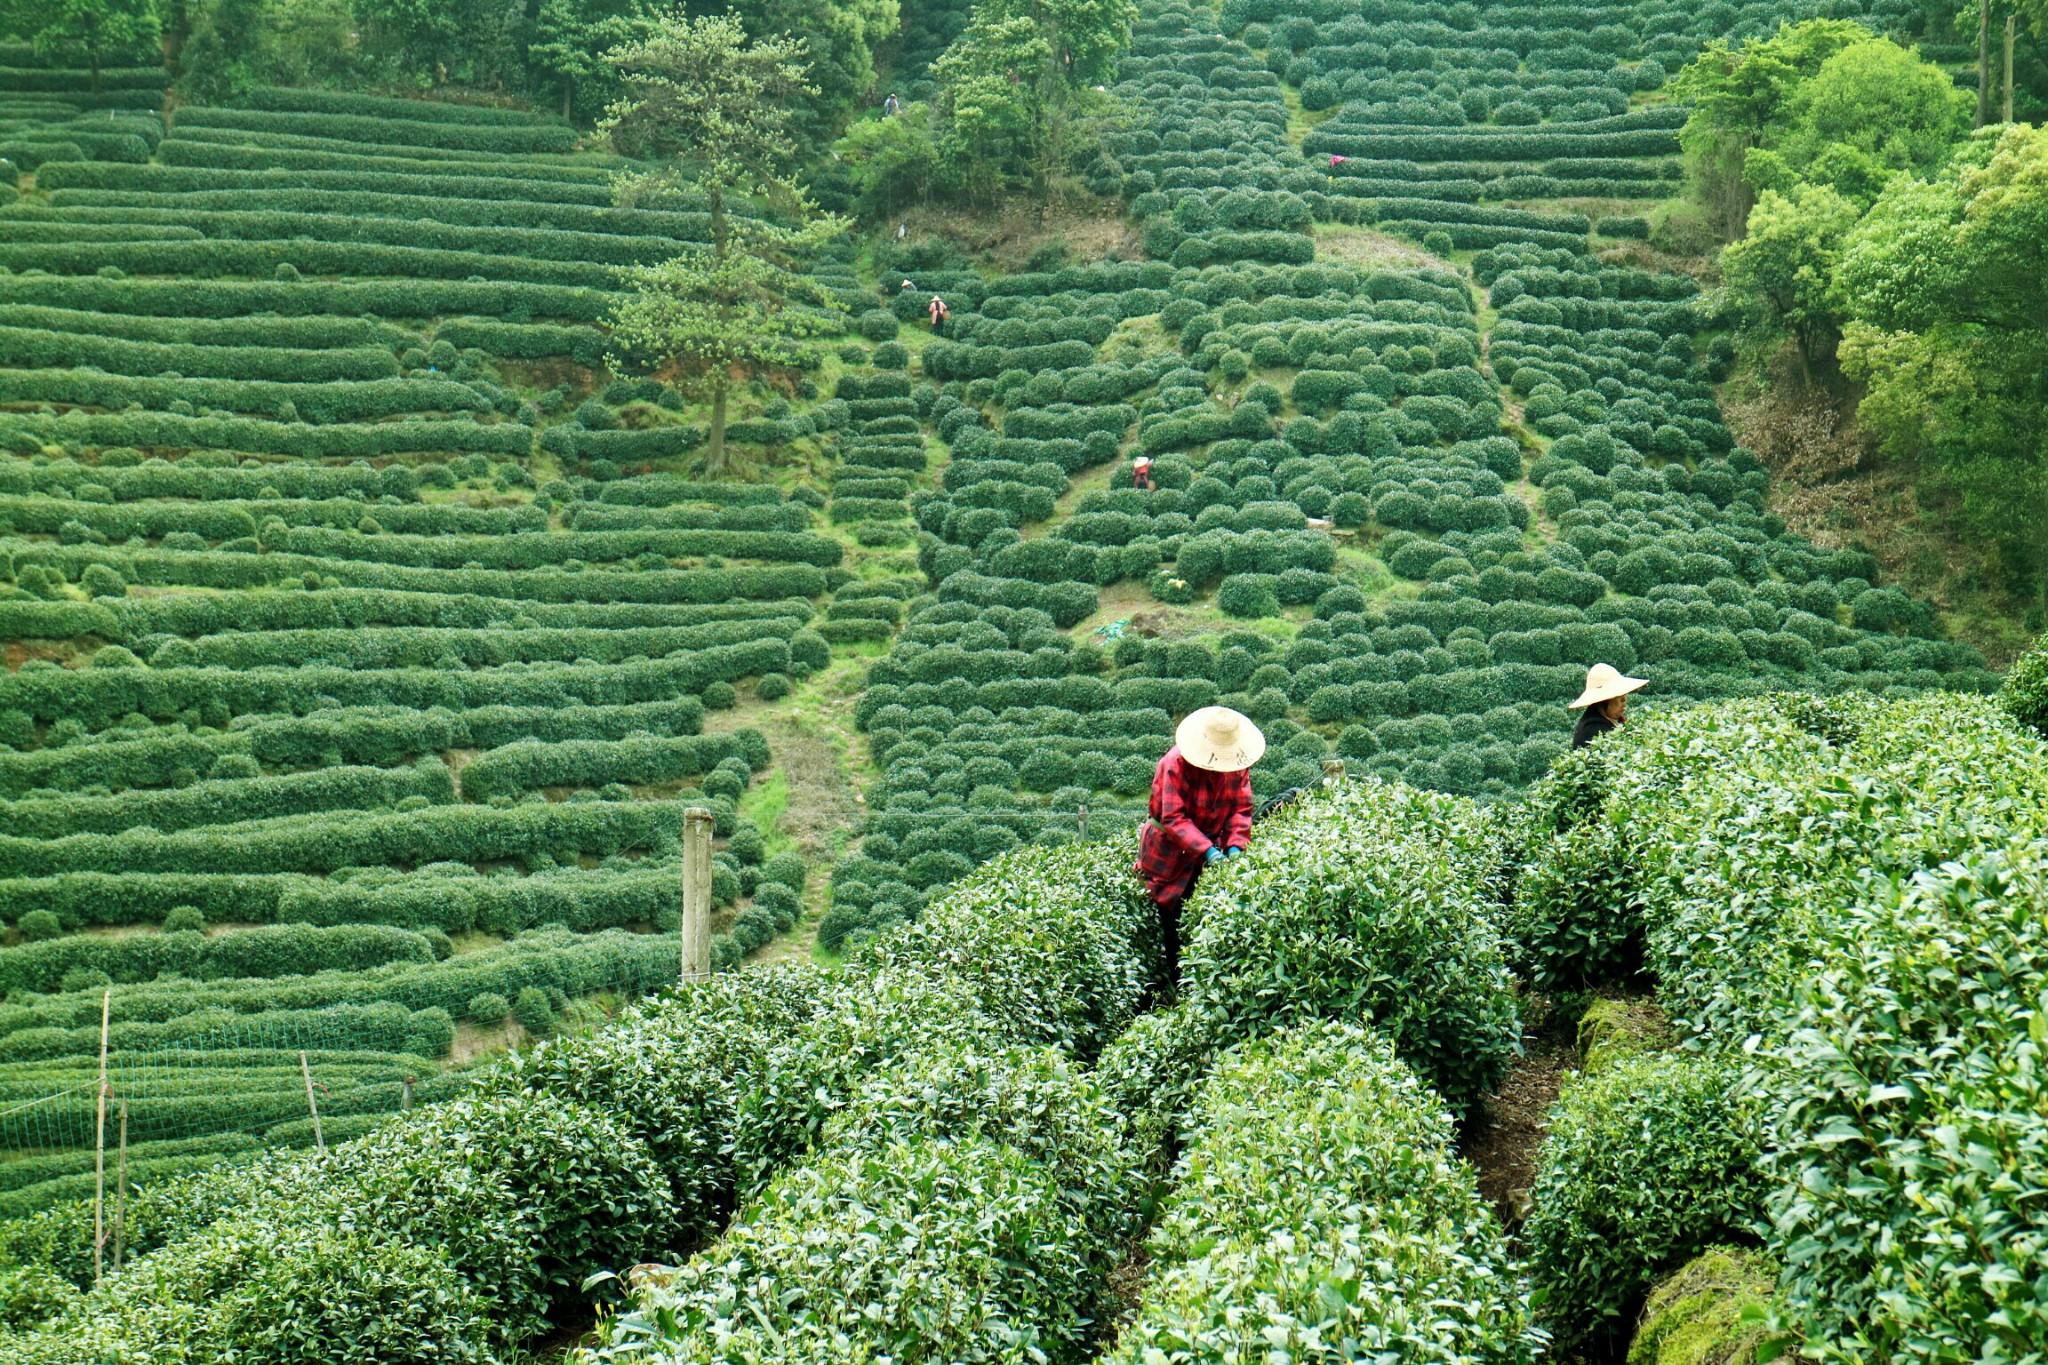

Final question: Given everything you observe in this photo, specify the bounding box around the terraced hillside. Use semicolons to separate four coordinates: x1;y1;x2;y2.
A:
0;76;878;1210
821;0;1999;947
0;0;2009;1226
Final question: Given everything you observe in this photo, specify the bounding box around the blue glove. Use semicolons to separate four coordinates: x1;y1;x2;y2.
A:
1203;846;1225;865
1224;845;1244;859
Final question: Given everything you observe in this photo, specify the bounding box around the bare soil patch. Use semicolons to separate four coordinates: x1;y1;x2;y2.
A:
1462;1011;1577;1227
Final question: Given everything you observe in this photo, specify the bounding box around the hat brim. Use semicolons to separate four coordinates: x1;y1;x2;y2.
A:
1568;675;1648;709
1175;707;1266;772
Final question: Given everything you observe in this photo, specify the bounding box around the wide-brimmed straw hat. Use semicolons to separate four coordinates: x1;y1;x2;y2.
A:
1133;455;1153;467
1176;706;1265;772
1568;663;1648;710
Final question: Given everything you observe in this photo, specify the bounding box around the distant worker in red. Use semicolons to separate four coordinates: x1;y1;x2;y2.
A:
1132;455;1154;490
1135;706;1261;992
928;294;950;332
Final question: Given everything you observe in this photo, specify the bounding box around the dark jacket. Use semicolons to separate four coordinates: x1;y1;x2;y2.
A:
1571;708;1618;748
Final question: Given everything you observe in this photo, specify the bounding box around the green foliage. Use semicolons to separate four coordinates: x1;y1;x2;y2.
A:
1182;779;1519;1115
1509;743;1643;989
1108;1020;1538;1363
2002;633;2048;737
1525;1052;1769;1356
1722;181;1858;371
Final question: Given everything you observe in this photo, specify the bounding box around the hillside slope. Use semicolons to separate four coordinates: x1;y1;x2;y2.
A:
0;0;2015;1229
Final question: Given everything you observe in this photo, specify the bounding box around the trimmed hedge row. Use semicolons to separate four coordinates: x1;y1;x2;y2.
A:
0;798;689;879
0;273;610;323
1108;1020;1537;1362
1519;696;2048;1359
0;922;436;996
1;757;452;839
460;731;768;801
0;642;791;727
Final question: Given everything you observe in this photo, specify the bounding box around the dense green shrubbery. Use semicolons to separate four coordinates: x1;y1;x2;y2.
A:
1525;1052;1768;1356
1182;778;1518;1114
1520;695;2048;1360
0;922;435;995
1108;1020;1538;1363
2002;632;2048;737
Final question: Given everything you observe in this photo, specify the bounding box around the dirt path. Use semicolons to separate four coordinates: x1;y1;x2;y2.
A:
1461;1012;1577;1226
704;656;873;965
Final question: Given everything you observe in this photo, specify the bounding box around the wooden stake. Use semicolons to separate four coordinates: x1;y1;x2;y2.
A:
92;989;109;1286
113;1101;129;1272
1322;757;1346;786
300;1051;324;1153
681;806;713;981
401;1074;415;1111
1077;802;1089;839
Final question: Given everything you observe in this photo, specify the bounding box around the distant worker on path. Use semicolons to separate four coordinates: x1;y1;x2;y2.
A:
928;295;949;332
883;92;900;116
1136;706;1262;991
1568;663;1646;748
1132;455;1154;490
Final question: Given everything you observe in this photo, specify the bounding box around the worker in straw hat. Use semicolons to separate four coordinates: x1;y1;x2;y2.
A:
1132;455;1154;490
1568;662;1647;748
1134;706;1263;989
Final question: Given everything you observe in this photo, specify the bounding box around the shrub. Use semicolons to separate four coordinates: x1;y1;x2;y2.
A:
2001;634;2048;738
755;671;793;700
1182;780;1519;1115
1507;743;1642;988
512;986;556;1038
467;992;510;1023
597;1135;1099;1365
1524;1052;1768;1358
872;342;909;369
857;308;899;341
162;905;206;934
1109;1020;1536;1363
1215;572;1280;618
18;910;61;943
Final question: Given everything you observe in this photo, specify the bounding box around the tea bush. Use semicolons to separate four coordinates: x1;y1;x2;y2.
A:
1182;778;1519;1114
1108;1020;1538;1363
1524;1052;1769;1356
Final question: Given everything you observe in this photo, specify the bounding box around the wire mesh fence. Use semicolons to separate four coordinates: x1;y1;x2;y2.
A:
0;1001;458;1221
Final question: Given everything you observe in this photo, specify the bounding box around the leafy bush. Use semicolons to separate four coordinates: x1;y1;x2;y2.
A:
1507;743;1642;988
1525;1052;1769;1357
1182;779;1519;1115
1108;1020;1537;1363
512;985;556;1038
599;1136;1097;1365
2001;633;2048;737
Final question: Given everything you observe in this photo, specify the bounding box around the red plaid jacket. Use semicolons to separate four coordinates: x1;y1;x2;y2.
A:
1134;746;1254;906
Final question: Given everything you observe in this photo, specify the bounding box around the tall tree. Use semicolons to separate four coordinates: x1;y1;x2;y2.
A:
599;14;846;472
16;0;162;92
928;0;1134;202
733;0;899;138
1669;19;1867;236
1720;181;1859;379
1748;37;1969;205
529;0;645;117
1835;124;2048;594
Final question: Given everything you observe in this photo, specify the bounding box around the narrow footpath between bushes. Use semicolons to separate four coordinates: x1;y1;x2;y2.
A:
1461;997;1577;1226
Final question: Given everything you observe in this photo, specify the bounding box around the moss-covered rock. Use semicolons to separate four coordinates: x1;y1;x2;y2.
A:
1577;995;1673;1074
1627;1246;1775;1365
